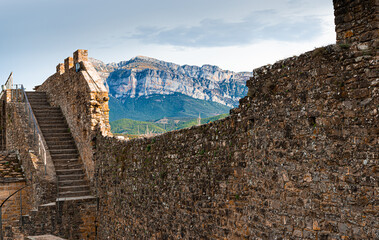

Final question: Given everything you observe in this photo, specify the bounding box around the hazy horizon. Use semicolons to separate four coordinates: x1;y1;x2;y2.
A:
0;0;335;90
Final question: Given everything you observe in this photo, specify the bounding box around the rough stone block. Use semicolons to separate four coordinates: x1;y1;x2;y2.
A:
73;49;88;63
56;63;64;75
64;57;73;73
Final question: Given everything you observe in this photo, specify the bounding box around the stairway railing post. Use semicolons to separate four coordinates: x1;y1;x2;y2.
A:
20;190;23;228
0;206;2;240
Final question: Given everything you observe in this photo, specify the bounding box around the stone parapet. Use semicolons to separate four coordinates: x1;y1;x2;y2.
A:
5;103;57;206
73;49;88;63
93;30;378;240
64;57;73;73
38;50;111;181
22;198;97;239
56;63;64;75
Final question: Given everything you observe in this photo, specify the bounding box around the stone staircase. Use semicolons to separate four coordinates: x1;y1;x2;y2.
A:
25;92;92;200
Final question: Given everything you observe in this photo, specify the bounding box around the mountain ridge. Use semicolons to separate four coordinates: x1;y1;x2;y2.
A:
90;56;252;108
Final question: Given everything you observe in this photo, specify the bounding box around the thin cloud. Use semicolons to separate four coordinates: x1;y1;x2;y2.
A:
130;10;323;47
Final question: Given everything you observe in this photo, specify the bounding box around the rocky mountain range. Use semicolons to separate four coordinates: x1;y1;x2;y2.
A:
90;56;252;108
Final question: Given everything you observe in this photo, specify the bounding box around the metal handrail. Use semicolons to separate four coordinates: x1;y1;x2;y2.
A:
19;85;47;174
0;184;30;240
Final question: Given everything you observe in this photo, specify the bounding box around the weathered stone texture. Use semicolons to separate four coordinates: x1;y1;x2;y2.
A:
37;49;111;181
94;42;378;238
1;0;377;238
0;152;24;181
334;0;379;50
5;102;57;206
22;198;97;240
0;182;32;230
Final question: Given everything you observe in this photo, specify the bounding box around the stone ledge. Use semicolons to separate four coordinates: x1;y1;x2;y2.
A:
56;195;96;202
27;235;66;240
0;178;26;183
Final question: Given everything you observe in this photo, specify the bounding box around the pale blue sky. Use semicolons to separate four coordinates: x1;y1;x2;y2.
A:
0;0;335;90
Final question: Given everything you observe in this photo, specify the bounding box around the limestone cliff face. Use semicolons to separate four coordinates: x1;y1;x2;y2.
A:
90;56;252;107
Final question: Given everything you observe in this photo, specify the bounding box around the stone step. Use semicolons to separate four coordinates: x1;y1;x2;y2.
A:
50;149;78;155
25;96;47;101
56;195;96;202
33;110;62;114
40;122;67;127
26;234;66;240
58;190;91;198
58;185;90;192
38;118;64;124
40;126;69;131
26;95;47;99
26;91;47;98
25;91;46;95
46;141;75;147
36;117;65;122
27;98;48;103
33;109;62;114
50;153;79;160
36;120;66;125
53;158;81;165
27;99;48;103
34;114;64;119
43;132;72;138
28;95;48;99
48;143;77;149
45;140;74;146
34;113;64;118
56;169;84;176
26;91;92;202
32;108;61;112
29;102;50;106
29;103;57;108
58;179;88;187
54;163;82;170
47;140;76;146
41;128;70;134
38;122;68;125
58;174;86;181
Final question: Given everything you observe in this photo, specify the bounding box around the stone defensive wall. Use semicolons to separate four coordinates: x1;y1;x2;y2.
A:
36;49;111;181
92;0;377;238
93;42;377;238
12;0;377;238
1;96;57;214
0;152;32;238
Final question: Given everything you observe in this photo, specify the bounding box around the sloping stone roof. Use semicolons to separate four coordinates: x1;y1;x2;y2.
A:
0;151;25;182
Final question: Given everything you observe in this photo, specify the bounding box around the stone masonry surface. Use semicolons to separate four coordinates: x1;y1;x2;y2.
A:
334;0;378;50
0;152;24;181
0;182;31;229
0;151;31;235
92;0;378;239
2;89;97;239
37;49;111;182
21;198;97;239
2;0;377;239
5;101;57;206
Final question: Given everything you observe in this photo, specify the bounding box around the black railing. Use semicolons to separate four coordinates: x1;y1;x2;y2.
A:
18;85;47;175
2;83;48;175
0;184;30;240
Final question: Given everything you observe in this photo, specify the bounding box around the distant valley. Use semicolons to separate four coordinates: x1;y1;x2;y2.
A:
111;113;229;136
90;56;252;132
